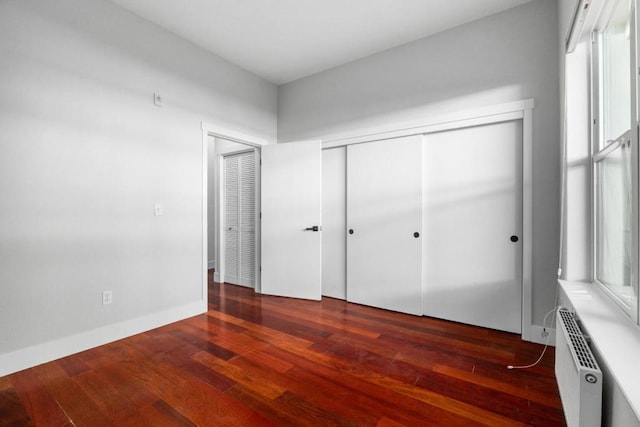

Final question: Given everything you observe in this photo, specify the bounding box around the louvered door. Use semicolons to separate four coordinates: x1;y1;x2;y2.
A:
223;151;256;287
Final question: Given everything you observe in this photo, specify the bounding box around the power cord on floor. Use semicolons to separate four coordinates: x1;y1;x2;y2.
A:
507;305;558;370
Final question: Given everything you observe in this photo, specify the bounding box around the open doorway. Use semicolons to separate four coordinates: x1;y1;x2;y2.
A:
204;129;262;299
202;123;323;305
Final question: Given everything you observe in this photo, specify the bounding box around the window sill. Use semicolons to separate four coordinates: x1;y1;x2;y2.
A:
558;280;640;420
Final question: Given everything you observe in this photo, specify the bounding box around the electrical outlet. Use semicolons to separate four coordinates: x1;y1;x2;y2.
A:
541;329;549;338
102;290;112;305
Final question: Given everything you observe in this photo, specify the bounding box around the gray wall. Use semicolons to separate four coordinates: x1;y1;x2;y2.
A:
278;0;560;327
0;0;276;372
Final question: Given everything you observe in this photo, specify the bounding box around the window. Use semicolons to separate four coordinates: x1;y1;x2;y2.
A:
595;133;632;303
599;0;631;147
592;0;639;322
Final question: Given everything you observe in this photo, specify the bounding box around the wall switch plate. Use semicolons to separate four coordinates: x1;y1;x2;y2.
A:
153;92;162;107
154;203;163;216
102;290;112;305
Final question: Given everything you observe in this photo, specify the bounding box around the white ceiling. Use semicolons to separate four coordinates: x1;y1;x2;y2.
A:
107;0;536;85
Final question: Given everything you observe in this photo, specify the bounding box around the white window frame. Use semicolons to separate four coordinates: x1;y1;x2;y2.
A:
590;0;640;324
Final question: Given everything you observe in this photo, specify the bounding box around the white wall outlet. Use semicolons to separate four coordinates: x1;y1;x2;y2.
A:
154;203;163;216
102;290;112;305
153;92;162;107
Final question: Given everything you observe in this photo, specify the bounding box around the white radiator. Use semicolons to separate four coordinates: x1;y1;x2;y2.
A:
555;308;602;427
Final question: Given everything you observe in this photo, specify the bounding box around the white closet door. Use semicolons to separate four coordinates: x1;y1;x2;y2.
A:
224;156;239;282
239;153;256;285
423;120;522;333
223;151;256;288
347;135;423;315
261;140;322;300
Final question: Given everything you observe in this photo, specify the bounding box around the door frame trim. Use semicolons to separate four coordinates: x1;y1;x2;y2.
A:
201;122;270;302
317;99;535;342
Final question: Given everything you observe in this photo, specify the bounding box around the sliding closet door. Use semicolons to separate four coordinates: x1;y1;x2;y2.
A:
347;135;423;315
223;151;256;288
423;120;522;333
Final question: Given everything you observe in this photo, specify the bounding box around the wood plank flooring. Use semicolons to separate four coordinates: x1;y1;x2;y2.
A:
1;275;565;426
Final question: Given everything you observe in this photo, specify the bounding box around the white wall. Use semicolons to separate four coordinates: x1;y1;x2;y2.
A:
0;0;276;375
278;0;560;328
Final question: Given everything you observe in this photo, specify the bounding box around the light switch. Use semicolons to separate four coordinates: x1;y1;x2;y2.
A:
154;203;163;216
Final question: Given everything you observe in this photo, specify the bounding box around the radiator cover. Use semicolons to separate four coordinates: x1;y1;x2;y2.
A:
555;307;602;427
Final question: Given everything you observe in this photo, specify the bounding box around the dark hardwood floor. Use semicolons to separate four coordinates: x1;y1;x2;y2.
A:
1;274;565;426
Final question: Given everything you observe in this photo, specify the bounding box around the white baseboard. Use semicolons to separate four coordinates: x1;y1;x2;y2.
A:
529;325;556;346
214;271;223;283
0;301;206;377
208;260;216;269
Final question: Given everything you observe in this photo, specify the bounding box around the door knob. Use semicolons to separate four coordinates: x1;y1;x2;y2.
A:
510;235;519;242
348;229;354;235
414;232;420;238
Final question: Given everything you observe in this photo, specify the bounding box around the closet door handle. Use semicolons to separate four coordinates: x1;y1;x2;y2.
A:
304;226;321;232
510;235;519;242
413;232;420;238
348;229;354;235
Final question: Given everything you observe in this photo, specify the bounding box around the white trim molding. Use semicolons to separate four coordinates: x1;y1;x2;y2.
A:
521;106;534;342
0;302;203;377
214;271;224;283
318;99;536;343
321;99;535;148
201;122;271;147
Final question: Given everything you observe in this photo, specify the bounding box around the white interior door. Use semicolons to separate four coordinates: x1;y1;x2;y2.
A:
423;120;523;333
347;135;423;315
261;140;322;300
